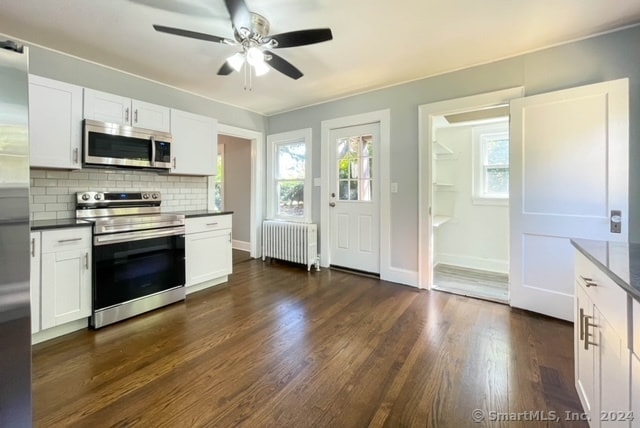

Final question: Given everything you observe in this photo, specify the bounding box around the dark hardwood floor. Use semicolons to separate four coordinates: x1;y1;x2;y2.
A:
32;253;585;427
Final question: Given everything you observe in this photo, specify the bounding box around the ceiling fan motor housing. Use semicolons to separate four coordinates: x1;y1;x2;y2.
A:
235;12;270;43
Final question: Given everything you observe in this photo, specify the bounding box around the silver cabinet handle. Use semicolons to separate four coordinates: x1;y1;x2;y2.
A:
206;222;219;226
85;252;89;270
73;147;79;164
329;202;336;207
173;157;177;169
125;107;130;122
580;275;598;287
58;238;82;243
134;109;138;123
31;237;36;257
229;232;232;243
583;315;597;350
579;308;585;341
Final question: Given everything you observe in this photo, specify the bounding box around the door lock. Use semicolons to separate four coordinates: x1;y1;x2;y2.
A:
610;210;622;234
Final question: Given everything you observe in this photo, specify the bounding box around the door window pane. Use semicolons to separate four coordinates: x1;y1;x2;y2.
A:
335;134;373;202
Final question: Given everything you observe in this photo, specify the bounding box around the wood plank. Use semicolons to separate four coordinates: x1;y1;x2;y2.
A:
32;257;584;427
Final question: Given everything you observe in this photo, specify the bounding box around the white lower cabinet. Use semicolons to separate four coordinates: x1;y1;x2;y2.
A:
30;232;41;334
185;215;232;292
574;251;631;428
39;228;92;330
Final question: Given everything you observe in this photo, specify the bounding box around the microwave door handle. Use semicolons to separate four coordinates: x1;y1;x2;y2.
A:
150;136;156;167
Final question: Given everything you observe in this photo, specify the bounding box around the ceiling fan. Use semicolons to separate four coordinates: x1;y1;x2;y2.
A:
153;0;333;81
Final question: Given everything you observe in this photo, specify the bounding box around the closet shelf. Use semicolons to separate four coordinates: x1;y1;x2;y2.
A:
433;140;454;155
433;216;452;228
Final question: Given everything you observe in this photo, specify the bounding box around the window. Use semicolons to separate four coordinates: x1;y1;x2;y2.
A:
473;122;509;204
267;129;312;221
214;145;224;210
337;134;373;201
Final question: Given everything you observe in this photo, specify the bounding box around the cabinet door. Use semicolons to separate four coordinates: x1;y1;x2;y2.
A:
30;232;41;334
83;88;131;125
132;99;170;132
41;248;91;329
575;283;596;421
186;229;232;286
632;353;640;427
170;109;217;176
29;75;83;169
596;309;630;427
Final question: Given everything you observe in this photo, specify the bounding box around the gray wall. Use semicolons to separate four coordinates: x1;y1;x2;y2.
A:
220;135;252;244
267;25;640;273
27;46;266;132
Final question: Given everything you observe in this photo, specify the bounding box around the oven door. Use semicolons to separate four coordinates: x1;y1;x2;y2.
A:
93;228;185;312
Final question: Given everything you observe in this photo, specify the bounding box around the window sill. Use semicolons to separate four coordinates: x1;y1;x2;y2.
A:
472;197;509;207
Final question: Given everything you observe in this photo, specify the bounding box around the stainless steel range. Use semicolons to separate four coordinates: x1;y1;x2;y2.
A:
76;191;185;329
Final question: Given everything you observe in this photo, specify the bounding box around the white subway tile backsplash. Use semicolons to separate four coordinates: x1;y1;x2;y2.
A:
30;167;210;220
46;170;70;179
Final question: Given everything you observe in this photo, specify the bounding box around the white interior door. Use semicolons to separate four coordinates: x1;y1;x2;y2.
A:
510;79;628;321
329;123;380;273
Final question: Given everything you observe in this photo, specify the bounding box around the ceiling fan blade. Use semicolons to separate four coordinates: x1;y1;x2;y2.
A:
224;0;252;34
217;61;234;76
268;28;333;48
264;50;303;80
153;25;228;44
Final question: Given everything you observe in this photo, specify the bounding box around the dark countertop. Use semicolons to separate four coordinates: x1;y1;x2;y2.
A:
172;210;234;218
571;238;640;302
31;218;94;231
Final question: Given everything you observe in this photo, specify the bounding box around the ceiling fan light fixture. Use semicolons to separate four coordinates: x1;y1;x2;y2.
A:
246;46;265;67
253;60;269;76
227;52;245;72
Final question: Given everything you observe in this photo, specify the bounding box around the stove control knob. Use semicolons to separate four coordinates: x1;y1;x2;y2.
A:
151;193;158;199
81;193;90;201
94;193;102;201
142;193;149;199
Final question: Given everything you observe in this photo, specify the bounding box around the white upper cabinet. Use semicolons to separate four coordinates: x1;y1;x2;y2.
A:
28;75;83;169
83;88;170;132
170;108;217;176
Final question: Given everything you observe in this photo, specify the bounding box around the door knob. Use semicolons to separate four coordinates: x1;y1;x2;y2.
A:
329;202;336;207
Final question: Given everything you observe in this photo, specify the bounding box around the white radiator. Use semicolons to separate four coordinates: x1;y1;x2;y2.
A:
262;220;320;271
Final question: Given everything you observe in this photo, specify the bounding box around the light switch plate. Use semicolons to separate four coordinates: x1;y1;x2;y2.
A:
314;178;321;187
391;183;398;193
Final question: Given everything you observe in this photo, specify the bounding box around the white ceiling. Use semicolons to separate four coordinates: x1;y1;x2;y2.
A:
1;0;640;116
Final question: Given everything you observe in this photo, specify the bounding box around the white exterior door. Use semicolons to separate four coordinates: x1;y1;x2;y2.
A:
329;123;380;273
510;79;628;321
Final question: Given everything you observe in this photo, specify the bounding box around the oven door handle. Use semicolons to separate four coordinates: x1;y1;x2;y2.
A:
94;226;185;246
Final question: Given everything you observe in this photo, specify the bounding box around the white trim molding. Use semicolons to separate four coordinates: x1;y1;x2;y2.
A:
232;240;251;252
320;109;397;283
217;123;264;259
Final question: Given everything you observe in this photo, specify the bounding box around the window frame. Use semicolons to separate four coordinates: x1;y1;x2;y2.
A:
214;144;224;211
266;128;312;222
472;121;509;206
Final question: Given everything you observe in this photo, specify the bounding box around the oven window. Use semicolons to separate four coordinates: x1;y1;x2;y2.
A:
88;132;151;161
93;234;185;310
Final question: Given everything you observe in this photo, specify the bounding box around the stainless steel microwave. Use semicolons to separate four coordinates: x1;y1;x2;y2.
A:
83;119;172;169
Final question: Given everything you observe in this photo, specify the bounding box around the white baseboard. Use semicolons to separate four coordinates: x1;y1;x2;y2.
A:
32;318;88;345
435;253;508;274
232;240;251;252
381;266;419;288
186;276;228;295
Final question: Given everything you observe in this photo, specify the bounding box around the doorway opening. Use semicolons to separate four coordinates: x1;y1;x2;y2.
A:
418;87;524;300
430;108;509;303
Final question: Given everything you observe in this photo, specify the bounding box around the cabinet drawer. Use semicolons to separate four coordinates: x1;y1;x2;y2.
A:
42;228;91;253
575;252;628;341
186;215;232;234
